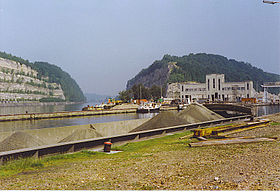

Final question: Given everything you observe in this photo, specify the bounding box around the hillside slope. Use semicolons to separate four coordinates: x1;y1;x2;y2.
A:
0;52;86;102
126;53;280;93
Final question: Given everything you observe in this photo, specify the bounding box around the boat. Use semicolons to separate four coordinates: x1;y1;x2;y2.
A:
82;104;105;111
177;98;191;110
136;103;161;113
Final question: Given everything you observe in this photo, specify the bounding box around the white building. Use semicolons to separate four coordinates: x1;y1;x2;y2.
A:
167;74;255;102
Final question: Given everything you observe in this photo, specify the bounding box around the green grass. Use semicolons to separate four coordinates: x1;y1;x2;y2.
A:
270;122;280;126
0;131;193;177
0;150;104;177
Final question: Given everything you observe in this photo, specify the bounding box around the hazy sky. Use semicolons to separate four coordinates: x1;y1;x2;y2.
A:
0;0;279;95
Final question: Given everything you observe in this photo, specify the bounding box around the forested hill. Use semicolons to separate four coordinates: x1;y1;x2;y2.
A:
126;53;280;92
0;51;86;102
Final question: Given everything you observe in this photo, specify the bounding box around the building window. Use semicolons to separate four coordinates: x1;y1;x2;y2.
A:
208;79;210;90
182;85;184;92
213;78;215;89
218;79;221;90
247;83;249;90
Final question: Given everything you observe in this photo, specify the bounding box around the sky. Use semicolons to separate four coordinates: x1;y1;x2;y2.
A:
0;0;279;96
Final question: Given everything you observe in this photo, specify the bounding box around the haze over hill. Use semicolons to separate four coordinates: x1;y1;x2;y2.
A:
127;53;280;94
84;93;112;103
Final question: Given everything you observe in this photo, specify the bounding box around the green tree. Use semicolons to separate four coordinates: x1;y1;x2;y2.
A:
118;90;132;102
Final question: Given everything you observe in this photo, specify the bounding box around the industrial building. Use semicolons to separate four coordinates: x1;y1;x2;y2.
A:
167;74;255;102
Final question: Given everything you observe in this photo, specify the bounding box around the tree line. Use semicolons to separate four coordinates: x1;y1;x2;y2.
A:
118;84;166;102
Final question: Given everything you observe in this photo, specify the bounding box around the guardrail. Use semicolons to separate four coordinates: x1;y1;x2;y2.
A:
0;115;252;164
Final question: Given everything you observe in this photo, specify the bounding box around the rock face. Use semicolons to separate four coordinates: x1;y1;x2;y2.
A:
126;60;177;90
126;53;280;95
0;57;65;101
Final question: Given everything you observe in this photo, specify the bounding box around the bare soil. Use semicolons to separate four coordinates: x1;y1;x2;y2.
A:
0;113;279;190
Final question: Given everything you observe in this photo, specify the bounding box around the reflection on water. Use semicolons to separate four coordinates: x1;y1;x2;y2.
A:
0;102;97;115
0;111;159;133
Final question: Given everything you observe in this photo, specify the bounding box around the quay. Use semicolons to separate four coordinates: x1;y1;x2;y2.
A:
0;108;137;122
0;104;178;122
0;105;250;122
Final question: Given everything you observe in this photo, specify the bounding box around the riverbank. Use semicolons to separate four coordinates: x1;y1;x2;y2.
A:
0;108;137;122
0;104;178;122
0;112;279;190
0;101;81;107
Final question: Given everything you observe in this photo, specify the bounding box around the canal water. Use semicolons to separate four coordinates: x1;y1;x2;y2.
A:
0;103;279;133
0;102;95;115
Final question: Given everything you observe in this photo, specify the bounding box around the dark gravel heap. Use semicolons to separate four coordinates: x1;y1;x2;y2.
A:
178;103;223;123
0;131;46;152
59;127;103;143
129;111;188;132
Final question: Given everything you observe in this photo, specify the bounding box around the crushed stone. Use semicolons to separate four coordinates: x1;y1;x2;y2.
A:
0;131;46;152
129;111;187;132
59;127;103;143
178;103;223;123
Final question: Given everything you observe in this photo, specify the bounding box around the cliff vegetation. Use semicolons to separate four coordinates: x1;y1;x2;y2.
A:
0;51;86;102
126;53;280;94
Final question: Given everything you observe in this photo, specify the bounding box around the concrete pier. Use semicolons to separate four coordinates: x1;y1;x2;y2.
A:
0;108;137;122
0;106;178;122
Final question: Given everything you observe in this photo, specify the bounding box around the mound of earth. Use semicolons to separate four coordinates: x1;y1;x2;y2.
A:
0;131;46;152
59;127;103;143
178;103;224;123
129;111;187;132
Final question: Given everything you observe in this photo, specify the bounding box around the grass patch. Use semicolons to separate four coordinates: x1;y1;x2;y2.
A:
0;158;43;177
112;131;192;153
270;122;280;126
0;131;192;177
0;150;103;177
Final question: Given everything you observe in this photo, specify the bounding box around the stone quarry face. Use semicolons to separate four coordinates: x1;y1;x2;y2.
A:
0;57;65;101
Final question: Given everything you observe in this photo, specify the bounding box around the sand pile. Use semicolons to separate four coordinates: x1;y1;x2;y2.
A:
59;127;103;143
0;131;46;152
129;111;187;132
130;103;224;133
178;103;223;123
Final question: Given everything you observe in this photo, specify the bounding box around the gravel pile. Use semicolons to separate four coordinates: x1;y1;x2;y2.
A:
178;103;223;123
59;127;103;143
129;111;187;132
0;131;46;152
130;103;223;132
